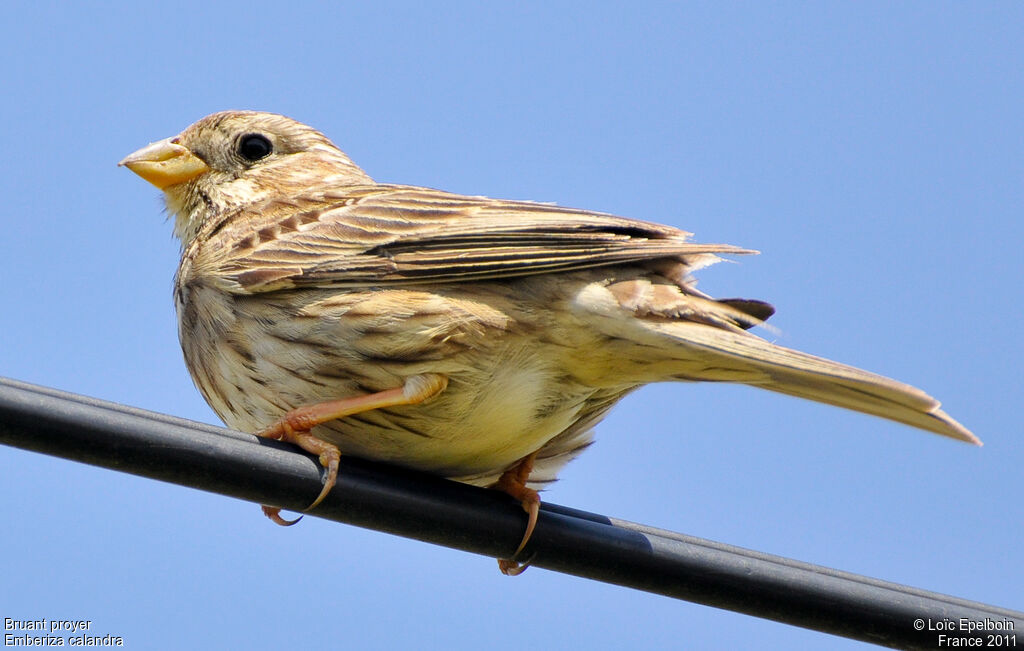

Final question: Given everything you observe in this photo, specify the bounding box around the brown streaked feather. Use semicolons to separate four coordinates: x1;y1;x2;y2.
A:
192;185;755;293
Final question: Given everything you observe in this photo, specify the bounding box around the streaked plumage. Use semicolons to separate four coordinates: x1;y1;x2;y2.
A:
121;111;978;563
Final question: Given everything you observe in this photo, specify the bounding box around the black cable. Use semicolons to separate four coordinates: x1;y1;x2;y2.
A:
1;376;1019;649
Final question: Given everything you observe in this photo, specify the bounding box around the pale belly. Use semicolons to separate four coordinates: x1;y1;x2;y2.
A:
178;280;626;484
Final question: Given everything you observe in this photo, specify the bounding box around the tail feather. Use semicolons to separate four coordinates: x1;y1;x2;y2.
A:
659;321;979;444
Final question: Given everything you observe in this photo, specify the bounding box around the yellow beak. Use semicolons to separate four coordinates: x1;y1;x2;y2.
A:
119;138;209;189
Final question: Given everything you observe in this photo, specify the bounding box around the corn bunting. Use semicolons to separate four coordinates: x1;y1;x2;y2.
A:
121;111;978;574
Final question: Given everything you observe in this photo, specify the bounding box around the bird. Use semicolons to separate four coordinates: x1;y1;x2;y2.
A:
120;110;979;574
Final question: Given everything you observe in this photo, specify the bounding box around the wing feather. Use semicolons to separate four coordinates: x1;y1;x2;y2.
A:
195;185;754;292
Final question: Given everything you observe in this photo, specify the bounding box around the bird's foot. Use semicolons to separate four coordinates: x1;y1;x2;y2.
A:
495;451;541;575
254;374;448;525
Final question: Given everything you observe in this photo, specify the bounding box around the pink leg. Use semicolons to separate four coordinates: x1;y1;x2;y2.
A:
494;451;541;576
256;374;447;524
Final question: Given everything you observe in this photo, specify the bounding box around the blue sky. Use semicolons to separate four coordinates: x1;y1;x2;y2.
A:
1;3;1020;649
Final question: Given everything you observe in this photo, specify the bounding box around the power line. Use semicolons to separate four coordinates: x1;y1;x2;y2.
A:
1;376;1019;649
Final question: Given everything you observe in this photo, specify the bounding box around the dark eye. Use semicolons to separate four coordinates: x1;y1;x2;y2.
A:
238;134;273;161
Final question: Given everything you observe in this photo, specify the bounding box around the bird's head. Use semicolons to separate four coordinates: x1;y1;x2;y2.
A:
120;111;372;245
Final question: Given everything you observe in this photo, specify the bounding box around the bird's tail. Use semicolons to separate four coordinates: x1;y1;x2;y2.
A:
650;321;978;444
